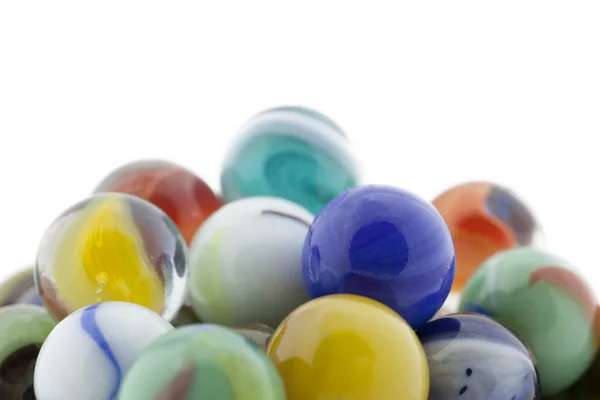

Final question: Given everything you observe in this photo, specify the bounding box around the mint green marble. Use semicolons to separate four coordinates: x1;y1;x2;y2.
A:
118;324;285;400
458;247;596;396
221;106;359;215
0;304;56;398
0;304;56;362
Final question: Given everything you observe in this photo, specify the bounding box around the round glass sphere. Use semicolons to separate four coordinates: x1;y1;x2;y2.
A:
303;184;455;328
33;302;173;400
35;193;188;321
94;159;222;245
0;305;55;399
267;294;429;400
118;324;285;400
432;181;543;292
220;106;360;215
417;312;541;399
188;196;313;329
0;267;37;307
458;247;597;395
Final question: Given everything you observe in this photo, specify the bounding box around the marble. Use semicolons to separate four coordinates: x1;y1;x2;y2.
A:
95;159;222;245
117;324;285;400
35;193;188;321
302;184;455;328
235;323;274;351
33;302;173;400
417;313;540;400
0;268;36;307
432;181;542;292
458;247;598;395
188;196;313;328
267;294;429;400
220;106;360;215
0;305;55;399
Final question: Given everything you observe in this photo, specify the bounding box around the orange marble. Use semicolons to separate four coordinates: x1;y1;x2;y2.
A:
432;181;540;292
95;160;222;245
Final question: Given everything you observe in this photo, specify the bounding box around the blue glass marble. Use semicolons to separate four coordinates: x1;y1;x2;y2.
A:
417;313;540;400
33;301;173;400
302;184;455;328
220;106;360;215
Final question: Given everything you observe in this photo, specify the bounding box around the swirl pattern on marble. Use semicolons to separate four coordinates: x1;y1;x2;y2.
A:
95;159;222;245
432;181;542;292
35;193;188;321
417;313;540;400
117;324;285;400
302;184;456;328
34;302;173;400
458;247;598;395
220;106;359;215
188;196;313;329
267;294;429;400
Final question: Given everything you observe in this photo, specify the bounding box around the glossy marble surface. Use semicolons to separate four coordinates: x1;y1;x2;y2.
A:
267;294;429;400
220;106;360;215
95;159;222;245
35;193;188;321
302;184;455;328
118;324;285;400
459;247;597;395
188;196;313;328
0;305;55;399
0;268;37;307
417;313;540;400
235;323;274;351
432;181;542;292
546;351;600;399
34;302;173;400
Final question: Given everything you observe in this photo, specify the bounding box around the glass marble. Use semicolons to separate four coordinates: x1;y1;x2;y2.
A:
95;159;222;245
0;305;55;399
546;351;600;399
432;181;542;292
118;324;285;400
35;193;188;322
267;294;429;400
220;106;360;215
417;313;540;400
235;323;274;351
34;302;173;400
189;196;313;329
0;268;39;307
302;184;455;329
458;247;598;395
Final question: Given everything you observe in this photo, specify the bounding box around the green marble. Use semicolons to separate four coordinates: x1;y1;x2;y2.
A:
221;106;359;215
458;247;597;396
0;304;56;398
118;324;285;400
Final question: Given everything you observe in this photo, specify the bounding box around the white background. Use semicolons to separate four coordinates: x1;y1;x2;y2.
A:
1;3;599;292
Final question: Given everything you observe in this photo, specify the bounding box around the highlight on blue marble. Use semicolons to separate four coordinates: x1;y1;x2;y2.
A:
417;313;540;400
220;105;360;215
33;301;174;400
302;184;456;329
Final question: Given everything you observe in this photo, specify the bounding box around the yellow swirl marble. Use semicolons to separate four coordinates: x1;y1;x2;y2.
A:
52;196;164;313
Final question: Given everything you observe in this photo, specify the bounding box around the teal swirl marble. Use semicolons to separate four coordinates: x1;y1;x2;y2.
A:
117;324;285;400
220;106;360;215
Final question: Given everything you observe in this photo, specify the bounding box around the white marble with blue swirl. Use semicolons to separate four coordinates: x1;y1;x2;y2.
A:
417;313;540;400
34;302;173;400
